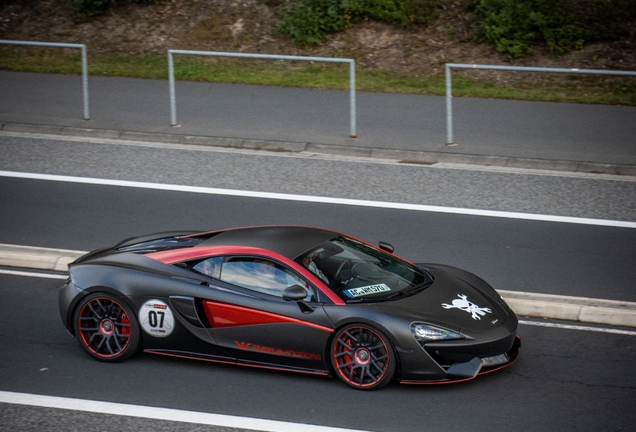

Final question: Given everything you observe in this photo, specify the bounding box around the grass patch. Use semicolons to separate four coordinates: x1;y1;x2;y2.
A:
0;46;634;105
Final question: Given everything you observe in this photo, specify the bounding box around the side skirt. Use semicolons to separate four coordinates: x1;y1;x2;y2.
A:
144;349;330;377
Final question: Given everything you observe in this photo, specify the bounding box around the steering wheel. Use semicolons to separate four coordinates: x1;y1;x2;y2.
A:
332;259;353;289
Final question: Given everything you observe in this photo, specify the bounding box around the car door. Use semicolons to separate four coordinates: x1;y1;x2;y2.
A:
194;256;336;373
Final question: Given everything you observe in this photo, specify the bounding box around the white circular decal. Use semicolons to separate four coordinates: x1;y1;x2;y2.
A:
139;300;175;338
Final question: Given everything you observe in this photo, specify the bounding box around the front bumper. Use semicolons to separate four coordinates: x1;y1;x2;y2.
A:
399;335;520;385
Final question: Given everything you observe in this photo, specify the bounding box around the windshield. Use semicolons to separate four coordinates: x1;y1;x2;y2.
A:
296;236;432;302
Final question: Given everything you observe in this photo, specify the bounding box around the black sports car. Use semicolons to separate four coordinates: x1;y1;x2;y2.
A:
59;226;520;390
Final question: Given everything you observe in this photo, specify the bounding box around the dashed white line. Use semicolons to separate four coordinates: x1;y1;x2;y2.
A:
0;391;370;432
2;170;635;229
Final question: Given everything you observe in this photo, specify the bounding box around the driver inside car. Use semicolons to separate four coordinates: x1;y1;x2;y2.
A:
302;252;329;284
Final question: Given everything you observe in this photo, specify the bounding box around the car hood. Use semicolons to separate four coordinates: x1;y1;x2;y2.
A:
366;269;510;332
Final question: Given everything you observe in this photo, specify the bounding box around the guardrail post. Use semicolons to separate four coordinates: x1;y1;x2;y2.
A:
444;63;635;147
0;40;90;120
168;51;178;127
167;50;356;138
81;44;89;120
349;60;357;138
445;64;453;145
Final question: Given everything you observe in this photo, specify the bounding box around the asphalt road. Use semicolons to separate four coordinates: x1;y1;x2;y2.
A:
1;132;635;430
1;132;636;301
1;174;635;301
1;133;635;222
1;273;635;432
1;71;635;164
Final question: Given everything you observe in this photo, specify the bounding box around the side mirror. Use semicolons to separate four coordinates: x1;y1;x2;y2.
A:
378;241;394;253
283;285;307;301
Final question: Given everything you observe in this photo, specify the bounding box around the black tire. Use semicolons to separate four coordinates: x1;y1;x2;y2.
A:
73;293;140;362
330;324;396;390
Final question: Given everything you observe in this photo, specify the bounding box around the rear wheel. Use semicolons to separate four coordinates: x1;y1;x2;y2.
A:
330;324;396;390
73;293;140;362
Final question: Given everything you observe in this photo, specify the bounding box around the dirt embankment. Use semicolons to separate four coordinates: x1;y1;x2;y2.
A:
1;0;634;83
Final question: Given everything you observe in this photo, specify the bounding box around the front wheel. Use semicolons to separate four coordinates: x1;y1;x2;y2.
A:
73;293;140;362
330;324;396;390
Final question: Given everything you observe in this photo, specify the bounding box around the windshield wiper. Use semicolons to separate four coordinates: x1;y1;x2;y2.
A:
386;281;432;299
345;297;384;303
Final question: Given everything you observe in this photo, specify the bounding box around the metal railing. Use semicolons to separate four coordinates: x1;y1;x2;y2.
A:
445;63;636;145
168;50;357;138
0;40;90;120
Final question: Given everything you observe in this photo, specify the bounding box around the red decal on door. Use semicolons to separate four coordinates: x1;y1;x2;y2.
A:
203;301;333;332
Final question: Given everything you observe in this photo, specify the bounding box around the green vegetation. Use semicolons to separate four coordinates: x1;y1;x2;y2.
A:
65;0;635;56
471;0;636;57
275;0;635;54
1;46;634;105
277;0;439;46
2;0;633;105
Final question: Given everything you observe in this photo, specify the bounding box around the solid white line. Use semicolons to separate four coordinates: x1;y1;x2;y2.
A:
519;320;636;336
2;170;635;229
0;269;67;279
0;391;370;432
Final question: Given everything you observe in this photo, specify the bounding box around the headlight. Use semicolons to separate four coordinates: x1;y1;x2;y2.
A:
411;323;464;344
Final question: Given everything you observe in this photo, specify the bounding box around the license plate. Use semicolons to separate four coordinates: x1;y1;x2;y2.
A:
344;283;391;298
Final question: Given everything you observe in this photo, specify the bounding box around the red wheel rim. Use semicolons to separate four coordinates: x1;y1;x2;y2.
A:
77;297;132;358
332;326;390;388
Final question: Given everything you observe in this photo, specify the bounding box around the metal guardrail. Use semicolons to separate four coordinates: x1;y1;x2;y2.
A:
445;63;636;145
168;50;357;138
0;40;90;120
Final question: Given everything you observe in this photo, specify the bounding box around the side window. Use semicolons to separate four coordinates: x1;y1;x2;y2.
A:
220;257;315;301
193;257;223;279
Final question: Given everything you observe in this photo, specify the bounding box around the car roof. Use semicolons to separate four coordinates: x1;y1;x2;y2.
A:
198;226;338;260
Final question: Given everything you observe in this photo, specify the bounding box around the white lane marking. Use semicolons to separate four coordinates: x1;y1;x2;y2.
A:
0;391;370;432
2;170;635;229
519;320;636;336
0;269;67;279
3;130;635;182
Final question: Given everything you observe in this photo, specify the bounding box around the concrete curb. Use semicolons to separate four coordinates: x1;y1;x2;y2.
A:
498;290;636;328
1;244;635;328
0;243;84;273
3;122;636;176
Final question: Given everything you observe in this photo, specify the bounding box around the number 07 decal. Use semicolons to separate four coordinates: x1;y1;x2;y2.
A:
139;300;175;337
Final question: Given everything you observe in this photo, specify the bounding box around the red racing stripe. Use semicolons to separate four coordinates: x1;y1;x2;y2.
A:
203;301;334;333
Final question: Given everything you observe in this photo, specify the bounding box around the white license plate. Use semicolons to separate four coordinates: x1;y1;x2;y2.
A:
344;283;391;298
